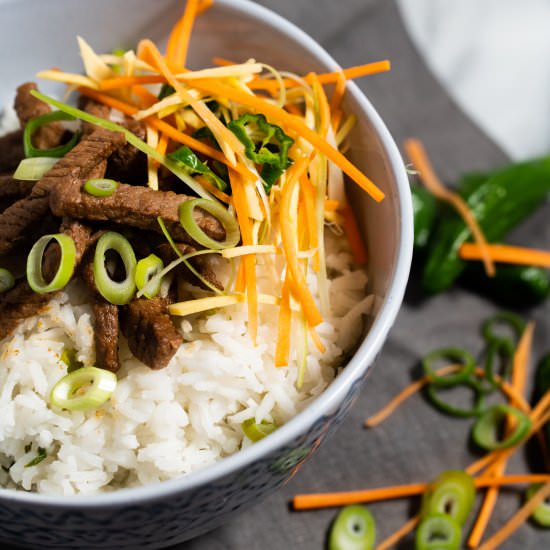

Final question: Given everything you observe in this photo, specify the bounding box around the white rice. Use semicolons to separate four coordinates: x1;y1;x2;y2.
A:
0;229;372;495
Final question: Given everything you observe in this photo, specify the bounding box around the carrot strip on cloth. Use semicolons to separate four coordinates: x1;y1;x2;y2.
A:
376;515;419;550
460;242;550;269
404;138;495;277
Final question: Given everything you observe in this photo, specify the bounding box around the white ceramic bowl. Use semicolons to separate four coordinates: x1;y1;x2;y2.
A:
0;1;413;548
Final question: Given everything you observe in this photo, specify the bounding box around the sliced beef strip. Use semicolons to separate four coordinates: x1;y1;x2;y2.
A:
0;175;35;211
0;130;25;173
50;182;225;246
120;297;183;370
0;218;93;341
92;301;120;372
14;82;65;150
0;129;123;256
155;242;223;291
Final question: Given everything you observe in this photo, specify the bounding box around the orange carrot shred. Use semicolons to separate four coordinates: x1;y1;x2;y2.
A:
170;0;199;68
404;138;495;277
376;515;419;550
460;242;550;269
342;200;368;266
330;72;346;131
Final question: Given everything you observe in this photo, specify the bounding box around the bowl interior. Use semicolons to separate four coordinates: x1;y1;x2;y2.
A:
0;0;412;503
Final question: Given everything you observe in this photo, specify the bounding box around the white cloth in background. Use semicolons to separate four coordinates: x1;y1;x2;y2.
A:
397;0;550;160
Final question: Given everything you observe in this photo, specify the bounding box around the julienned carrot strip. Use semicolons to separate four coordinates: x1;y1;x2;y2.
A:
342;201;368;266
137;40;245;167
196;0;214;16
460;242;550;269
280;157;323;327
275;275;292;367
468;321;534;548
300;173;319;271
188;77;385;202
194;175;232;204
212;56;235;67
404;138;495;277
309;327;326;354
376;515;419;550
170;0;199;68
132;84;159;108
477;480;550;550
78;87;251;178
234;258;246;293
292;475;550;511
230;170;258;344
330;72;346;131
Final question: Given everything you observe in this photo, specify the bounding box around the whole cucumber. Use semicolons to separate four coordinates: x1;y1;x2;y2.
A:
422;156;550;294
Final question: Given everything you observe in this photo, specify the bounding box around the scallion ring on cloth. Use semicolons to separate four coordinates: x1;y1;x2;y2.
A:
83;178;118;197
23;111;81;158
179;198;240;250
135;254;164;299
425;378;485;418
483;339;514;390
328;505;376;550
482;311;526;347
415;513;461;550
93;232;137;305
422;348;475;387
27;234;76;294
526;483;550;527
49;366;117;411
13;157;59;180
0;268;15;293
421;470;476;526
472;404;532;451
241;418;278;442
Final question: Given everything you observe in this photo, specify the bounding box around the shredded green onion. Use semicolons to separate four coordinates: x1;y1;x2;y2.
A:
179;198;240;250
0;268;15;293
13;157;59;180
27;234;76;294
23;111;80;158
472;404;532;451
84;178;118;197
135;254;164;299
24;447;47;468
49;366;117;411
30;90;215;200
241;418;278;442
93;232;137;305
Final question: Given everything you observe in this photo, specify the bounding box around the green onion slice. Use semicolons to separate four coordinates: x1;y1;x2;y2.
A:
0;268;15;293
27;234;76;294
93;232;137;305
23;111;80;158
60;348;83;373
422;348;476;387
13;157;59;181
83;178;118;197
241;418;278;442
49;366;117;411
415;513;461;550
179;198;240;250
421;470;476;526
24;447;47;468
483;339;514;390
526;483;550;527
328;505;376;550
30;90;215;200
426;378;485;418
482;311;526;348
135;254;164;299
472;404;532;451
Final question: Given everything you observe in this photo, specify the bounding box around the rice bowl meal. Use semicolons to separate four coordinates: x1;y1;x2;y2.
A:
0;0;388;496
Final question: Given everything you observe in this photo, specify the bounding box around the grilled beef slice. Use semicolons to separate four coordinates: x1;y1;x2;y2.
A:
0;175;35;211
14;82;65;150
0;219;93;341
0;129;123;256
92;301;120;372
0;130;25;173
120;297;183;370
50;183;225;246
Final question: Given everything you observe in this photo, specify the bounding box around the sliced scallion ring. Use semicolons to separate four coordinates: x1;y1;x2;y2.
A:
27;234;76;294
328;505;376;550
421;470;476;526
426;378;485;418
83;178;118;197
472;404;532;451
422;348;476;387
415;513;461;550
23;111;80;158
526;483;550;527
482;311;526;347
241;418;278;442
49;366;117;411
0;268;15;293
179;198;240;250
135;254;164;299
13;157;59;181
93;232;137;305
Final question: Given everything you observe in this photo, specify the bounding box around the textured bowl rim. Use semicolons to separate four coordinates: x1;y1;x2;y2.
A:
0;0;413;508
